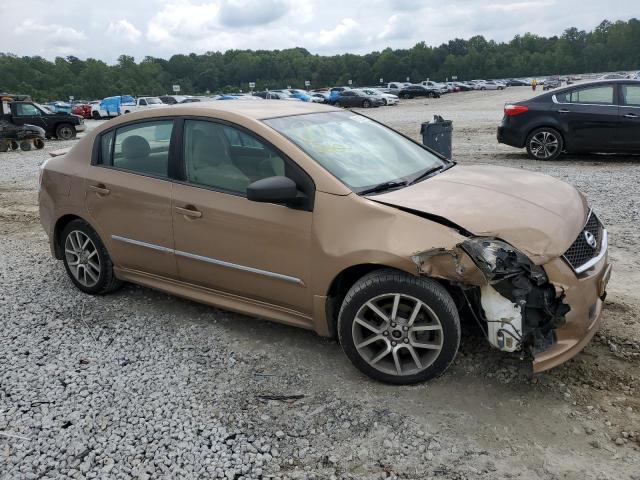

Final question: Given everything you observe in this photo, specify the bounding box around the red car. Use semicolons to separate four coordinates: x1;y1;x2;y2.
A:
71;104;92;119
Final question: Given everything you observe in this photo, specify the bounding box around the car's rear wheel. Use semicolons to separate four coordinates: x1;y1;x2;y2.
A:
362;100;371;108
526;127;563;161
334;102;342;108
9;140;19;150
402;93;411;99
92;111;101;119
19;141;31;151
33;138;45;149
338;269;461;384
61;219;122;295
0;141;8;152
56;123;76;140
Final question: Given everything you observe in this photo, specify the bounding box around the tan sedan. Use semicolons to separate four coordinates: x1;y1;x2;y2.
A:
39;101;611;384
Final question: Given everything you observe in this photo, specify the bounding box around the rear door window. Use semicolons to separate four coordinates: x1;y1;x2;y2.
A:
622;84;640;107
558;85;615;105
99;120;174;177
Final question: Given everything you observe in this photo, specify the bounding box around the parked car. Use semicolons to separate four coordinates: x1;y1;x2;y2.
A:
159;95;190;104
39;101;610;384
252;91;300;101
121;96;164;114
95;96;136;119
543;78;562;90
71;103;92;119
418;81;448;94
335;89;384;108
2;99;85;140
287;89;322;102
397;85;437;99
361;88;398;106
46;101;72;114
498;79;640;160
598;73;626;80
311;92;330;103
478;81;506;90
506;79;530;87
328;87;350;104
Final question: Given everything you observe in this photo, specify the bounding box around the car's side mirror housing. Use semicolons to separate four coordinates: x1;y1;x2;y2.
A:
247;176;301;206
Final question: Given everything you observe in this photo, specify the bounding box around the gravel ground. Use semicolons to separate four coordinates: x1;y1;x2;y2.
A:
1;91;640;480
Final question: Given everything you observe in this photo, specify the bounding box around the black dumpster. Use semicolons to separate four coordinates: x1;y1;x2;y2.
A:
420;115;453;159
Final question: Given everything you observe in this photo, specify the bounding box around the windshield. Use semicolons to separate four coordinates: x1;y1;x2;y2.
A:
146;97;163;104
36;103;52;114
265;111;447;192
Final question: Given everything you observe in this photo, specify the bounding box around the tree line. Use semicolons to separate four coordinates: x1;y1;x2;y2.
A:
1;19;638;101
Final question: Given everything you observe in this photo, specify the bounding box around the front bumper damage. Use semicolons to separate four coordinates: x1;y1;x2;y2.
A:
411;238;610;372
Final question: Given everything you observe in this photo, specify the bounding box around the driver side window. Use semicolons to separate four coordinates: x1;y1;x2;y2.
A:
16;104;40;116
183;120;285;195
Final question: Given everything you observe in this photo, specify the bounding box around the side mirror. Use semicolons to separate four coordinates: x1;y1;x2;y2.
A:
246;176;300;205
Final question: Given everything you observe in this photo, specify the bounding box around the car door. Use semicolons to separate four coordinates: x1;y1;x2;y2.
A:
84;118;179;279
12;103;48;131
552;83;619;151
171;118;313;313
618;83;640;150
339;91;354;106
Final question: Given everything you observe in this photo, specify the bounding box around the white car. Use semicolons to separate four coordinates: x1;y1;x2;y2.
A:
420;80;448;94
477;81;506;91
120;96;165;114
362;88;399;105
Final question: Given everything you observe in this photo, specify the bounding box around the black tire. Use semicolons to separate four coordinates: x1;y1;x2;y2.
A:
0;141;8;153
19;141;31;151
362;100;371;108
123;110;130;114
382;98;388;106
402;93;411;99
338;269;461;385
92;111;101;119
481;87;486;90
334;102;342;108
33;138;45;149
56;123;76;140
9;140;19;150
60;219;122;295
525;127;564;161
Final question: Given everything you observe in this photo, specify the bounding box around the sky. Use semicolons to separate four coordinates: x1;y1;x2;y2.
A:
1;0;636;62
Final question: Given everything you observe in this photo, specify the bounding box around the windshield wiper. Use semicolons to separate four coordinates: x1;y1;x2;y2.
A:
408;165;444;185
359;180;408;195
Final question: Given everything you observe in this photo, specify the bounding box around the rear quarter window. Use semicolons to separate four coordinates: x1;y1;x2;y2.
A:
557;85;614;105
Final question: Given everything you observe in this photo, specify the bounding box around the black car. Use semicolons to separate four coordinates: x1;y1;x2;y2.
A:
498;80;640;160
506;79;530;87
543;79;562;90
334;89;383;108
397;85;438;99
3;100;85;140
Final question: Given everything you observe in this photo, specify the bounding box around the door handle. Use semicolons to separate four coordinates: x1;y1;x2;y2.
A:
557;109;570;113
89;184;110;196
624;113;638;118
175;205;202;219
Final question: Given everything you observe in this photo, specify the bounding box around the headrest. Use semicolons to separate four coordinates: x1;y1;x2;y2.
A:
121;135;150;159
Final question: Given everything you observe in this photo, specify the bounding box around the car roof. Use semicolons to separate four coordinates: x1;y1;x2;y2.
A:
549;78;639;94
112;99;337;121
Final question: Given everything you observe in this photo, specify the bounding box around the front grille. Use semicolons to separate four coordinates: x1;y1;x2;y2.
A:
562;211;603;271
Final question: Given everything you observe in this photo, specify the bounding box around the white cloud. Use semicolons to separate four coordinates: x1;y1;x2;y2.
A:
107;19;142;43
14;19;85;47
146;1;220;44
309;18;368;49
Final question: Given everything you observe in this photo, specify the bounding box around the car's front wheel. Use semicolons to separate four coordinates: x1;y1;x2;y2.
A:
338;269;461;384
61;219;122;295
526;127;563;160
56;123;76;140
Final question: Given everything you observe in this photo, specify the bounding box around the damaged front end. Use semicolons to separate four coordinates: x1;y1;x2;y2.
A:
411;238;570;360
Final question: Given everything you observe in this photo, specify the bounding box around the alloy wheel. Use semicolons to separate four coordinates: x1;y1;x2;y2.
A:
352;293;444;377
64;230;101;287
529;131;559;159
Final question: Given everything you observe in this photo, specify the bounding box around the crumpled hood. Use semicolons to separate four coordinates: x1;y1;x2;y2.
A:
373;165;589;263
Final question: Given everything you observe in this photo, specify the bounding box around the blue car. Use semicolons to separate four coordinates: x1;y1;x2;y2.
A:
286;89;313;102
46;101;72;114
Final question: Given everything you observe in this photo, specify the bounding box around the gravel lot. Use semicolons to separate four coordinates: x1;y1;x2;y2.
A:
1;90;639;479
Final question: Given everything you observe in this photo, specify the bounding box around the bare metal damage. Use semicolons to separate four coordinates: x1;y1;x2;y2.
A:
411;239;570;358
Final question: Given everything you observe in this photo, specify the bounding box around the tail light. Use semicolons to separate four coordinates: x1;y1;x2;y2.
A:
504;104;529;116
